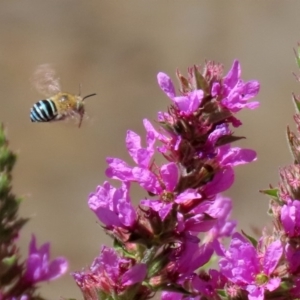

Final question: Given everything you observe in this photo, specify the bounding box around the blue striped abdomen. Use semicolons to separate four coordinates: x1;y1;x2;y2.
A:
30;99;57;122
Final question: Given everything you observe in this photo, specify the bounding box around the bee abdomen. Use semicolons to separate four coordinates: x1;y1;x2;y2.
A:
30;99;57;122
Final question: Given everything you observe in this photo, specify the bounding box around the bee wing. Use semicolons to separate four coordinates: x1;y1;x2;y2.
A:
31;64;61;97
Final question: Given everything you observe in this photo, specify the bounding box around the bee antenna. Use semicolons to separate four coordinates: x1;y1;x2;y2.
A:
82;93;96;102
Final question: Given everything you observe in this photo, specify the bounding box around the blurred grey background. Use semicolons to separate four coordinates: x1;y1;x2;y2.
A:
0;1;299;299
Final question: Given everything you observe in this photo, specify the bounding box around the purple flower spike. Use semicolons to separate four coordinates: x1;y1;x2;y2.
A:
76;59;261;300
24;235;68;284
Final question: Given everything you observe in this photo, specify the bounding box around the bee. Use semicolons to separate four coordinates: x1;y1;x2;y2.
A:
30;64;96;128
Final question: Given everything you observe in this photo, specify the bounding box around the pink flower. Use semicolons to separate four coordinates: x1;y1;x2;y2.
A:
285;244;300;274
213;60;260;113
88;181;137;228
105;120;156;182
157;72;204;115
157;72;176;99
139;162;202;220
73;246;146;298
204;195;236;255
203;144;256;195
219;233;282;300
281;199;300;237
24;235;68;284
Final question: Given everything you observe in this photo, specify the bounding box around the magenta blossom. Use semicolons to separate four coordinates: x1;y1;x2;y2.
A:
139;162;202;220
190;269;226;298
88;181;137;228
281;199;300;237
73;246;146;297
204;195;236;255
176;200;218;234
212;60;260;113
161;291;197;300
169;239;214;277
203;144;256;196
285;244;300;275
74;59;261;300
219;233;282;300
157;72;204;116
161;246;221;299
11;296;29;300
106;120;156;182
166;269;226;300
24;235;68;284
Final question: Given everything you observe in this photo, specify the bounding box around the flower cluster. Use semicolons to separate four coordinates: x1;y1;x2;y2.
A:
0;124;67;300
209;47;300;300
7;53;300;300
73;60;261;300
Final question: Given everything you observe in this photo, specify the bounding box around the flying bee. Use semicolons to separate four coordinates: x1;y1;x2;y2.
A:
30;64;96;128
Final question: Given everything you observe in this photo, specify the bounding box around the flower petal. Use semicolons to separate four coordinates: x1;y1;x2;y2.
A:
220;147;257;166
160;163;178;191
106;157;134;181
157;72;176;98
121;263;147;286
263;240;283;275
223;60;241;88
132;167;160;194
204;167;234;195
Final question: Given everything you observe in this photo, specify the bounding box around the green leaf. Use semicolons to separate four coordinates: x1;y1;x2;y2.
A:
295;45;300;69
241;230;258;248
192;65;209;94
267;206;273;216
2;255;17;266
215;135;245;147
292;93;300;113
0;124;7;148
259;188;279;199
279;280;290;290
159;122;177;135
217;289;227;297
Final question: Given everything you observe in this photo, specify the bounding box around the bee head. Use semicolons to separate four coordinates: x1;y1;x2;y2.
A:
78;93;97;128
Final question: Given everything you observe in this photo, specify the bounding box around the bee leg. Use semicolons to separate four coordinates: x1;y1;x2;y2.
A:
78;112;84;128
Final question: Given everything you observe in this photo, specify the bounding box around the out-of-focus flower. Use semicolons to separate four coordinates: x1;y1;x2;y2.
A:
24;235;68;284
